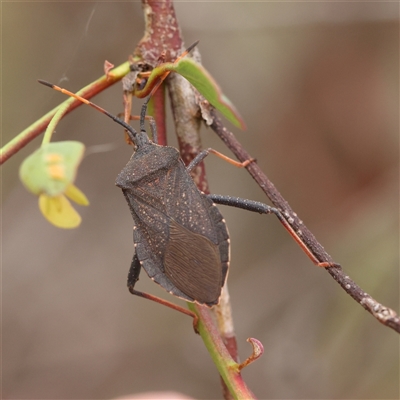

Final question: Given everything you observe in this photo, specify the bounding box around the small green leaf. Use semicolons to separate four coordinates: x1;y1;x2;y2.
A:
170;58;246;130
20;141;85;197
134;58;246;129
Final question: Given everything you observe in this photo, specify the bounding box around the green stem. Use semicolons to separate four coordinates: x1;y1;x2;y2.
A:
188;304;256;400
41;101;72;146
0;61;130;164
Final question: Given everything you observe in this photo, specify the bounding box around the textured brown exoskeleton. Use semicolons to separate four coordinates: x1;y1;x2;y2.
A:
117;138;230;306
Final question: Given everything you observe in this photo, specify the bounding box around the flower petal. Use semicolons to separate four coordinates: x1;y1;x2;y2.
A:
65;183;89;206
39;194;82;229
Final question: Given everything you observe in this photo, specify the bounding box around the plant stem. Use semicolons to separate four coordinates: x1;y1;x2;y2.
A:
188;304;256;400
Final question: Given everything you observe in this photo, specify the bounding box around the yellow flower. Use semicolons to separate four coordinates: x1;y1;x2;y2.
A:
38;183;88;228
20;141;89;229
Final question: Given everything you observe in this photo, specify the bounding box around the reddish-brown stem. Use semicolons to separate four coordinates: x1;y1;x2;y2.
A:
135;0;182;65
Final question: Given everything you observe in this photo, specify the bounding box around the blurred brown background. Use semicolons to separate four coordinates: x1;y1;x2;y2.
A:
2;2;399;399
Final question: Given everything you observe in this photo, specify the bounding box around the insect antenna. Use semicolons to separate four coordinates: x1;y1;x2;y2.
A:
139;96;151;134
37;79;139;143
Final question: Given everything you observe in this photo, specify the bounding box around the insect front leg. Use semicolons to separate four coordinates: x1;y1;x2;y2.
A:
208;194;339;269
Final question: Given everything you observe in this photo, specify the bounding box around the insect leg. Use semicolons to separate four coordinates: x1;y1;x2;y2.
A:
127;252;142;288
208;194;339;269
186;148;254;173
127;253;199;332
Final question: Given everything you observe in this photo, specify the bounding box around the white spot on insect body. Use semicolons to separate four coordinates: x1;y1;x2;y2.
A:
288;217;294;224
297;230;302;236
345;284;351;289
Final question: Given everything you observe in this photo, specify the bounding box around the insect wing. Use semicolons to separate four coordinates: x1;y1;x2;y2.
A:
161;162;229;305
163;213;223;305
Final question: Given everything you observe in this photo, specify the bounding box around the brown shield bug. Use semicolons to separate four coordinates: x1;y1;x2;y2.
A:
38;45;331;316
37;79;251;308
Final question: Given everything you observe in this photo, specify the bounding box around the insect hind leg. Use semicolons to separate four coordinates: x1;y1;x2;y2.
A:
208;194;339;269
127;253;199;332
127;252;141;289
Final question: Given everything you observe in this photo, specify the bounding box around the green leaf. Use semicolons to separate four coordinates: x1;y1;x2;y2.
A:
19;141;85;197
134;58;246;130
170;58;246;130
